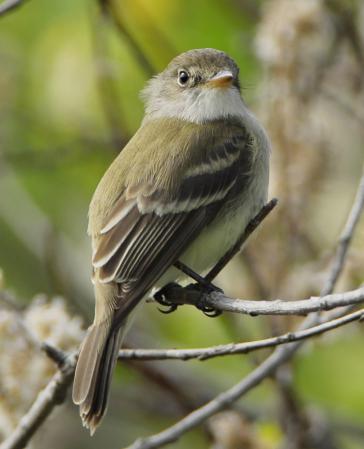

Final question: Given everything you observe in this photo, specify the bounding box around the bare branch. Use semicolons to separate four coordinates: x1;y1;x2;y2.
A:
3;306;363;449
3;166;363;449
118;308;363;362
172;199;278;287
122;343;303;449
0;0;27;17
205;198;278;281
99;0;155;78
322;88;364;127
124;165;364;449
123;306;364;449
157;184;363;316
157;285;364;316
172;198;278;288
321;166;364;296
90;3;131;151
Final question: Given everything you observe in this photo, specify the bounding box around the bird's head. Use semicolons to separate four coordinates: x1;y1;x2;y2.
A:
141;48;244;123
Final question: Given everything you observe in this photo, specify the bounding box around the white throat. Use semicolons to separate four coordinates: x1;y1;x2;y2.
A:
144;87;247;124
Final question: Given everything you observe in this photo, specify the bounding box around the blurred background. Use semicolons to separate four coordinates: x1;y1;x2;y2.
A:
0;0;364;448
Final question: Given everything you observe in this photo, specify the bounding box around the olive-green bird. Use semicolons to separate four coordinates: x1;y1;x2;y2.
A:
72;48;270;434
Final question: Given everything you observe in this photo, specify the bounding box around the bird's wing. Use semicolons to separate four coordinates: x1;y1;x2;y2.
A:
91;120;254;325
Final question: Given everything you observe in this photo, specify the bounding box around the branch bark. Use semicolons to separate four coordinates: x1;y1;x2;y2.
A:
320;169;364;296
99;0;155;78
118;308;363;362
0;0;27;17
157;285;364;316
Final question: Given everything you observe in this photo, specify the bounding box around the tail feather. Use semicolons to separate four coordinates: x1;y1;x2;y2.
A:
72;323;109;405
72;321;126;435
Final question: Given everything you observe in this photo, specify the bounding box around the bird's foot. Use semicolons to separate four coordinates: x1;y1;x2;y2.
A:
154;280;224;317
186;282;223;317
154;282;180;314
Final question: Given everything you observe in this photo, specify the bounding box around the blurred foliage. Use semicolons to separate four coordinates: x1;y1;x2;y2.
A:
0;0;364;448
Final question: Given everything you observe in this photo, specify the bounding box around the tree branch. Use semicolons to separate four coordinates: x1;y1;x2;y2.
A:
118;308;363;362
0;0;27;17
123;164;364;449
172;199;278;287
320;168;364;296
156;285;364;316
121;339;311;449
156;190;354;317
2;305;363;449
205;198;278;281
123;312;363;449
1;157;362;449
99;0;155;78
4;304;361;449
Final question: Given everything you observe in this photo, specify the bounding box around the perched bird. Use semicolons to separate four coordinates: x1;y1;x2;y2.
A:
72;48;270;434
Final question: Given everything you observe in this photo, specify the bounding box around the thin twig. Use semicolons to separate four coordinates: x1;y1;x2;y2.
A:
121;342;302;449
241;249;270;298
275;365;311;449
123;165;364;449
118;308;363;362
99;0;155;77
124;360;196;414
322;88;364;128
158;285;364;316
123;315;361;449
2;168;363;449
173;261;213;288
321;167;364;296
206;199;278;281
90;2;131;151
3;305;363;449
172;199;277;290
4;307;362;449
325;0;364;80
0;0;27;17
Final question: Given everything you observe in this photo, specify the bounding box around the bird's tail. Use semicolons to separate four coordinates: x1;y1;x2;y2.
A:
72;318;126;435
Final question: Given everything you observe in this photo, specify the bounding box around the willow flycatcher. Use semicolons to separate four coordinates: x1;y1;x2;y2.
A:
72;48;270;434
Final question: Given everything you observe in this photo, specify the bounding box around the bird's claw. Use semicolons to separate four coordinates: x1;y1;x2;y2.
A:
157;304;178;314
203;307;222;317
187;283;223;318
154;282;180;315
154;280;223;318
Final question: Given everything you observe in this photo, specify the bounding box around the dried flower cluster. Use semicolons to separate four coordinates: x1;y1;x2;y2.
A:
208;411;270;449
0;295;84;441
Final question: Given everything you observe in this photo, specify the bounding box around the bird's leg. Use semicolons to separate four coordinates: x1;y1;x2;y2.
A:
154;261;225;317
173;261;221;293
173;260;224;317
154;280;223;317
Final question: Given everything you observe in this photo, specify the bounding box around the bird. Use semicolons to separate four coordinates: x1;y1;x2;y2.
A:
72;48;270;434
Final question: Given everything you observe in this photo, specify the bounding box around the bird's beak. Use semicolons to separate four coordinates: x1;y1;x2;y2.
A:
206;70;234;88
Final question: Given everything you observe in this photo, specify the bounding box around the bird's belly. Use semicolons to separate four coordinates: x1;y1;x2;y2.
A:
155;194;264;290
180;207;249;275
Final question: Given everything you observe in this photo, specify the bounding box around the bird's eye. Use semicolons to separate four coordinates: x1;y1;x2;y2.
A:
178;70;189;86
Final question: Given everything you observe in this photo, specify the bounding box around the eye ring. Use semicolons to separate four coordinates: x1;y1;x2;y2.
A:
178;70;189;86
